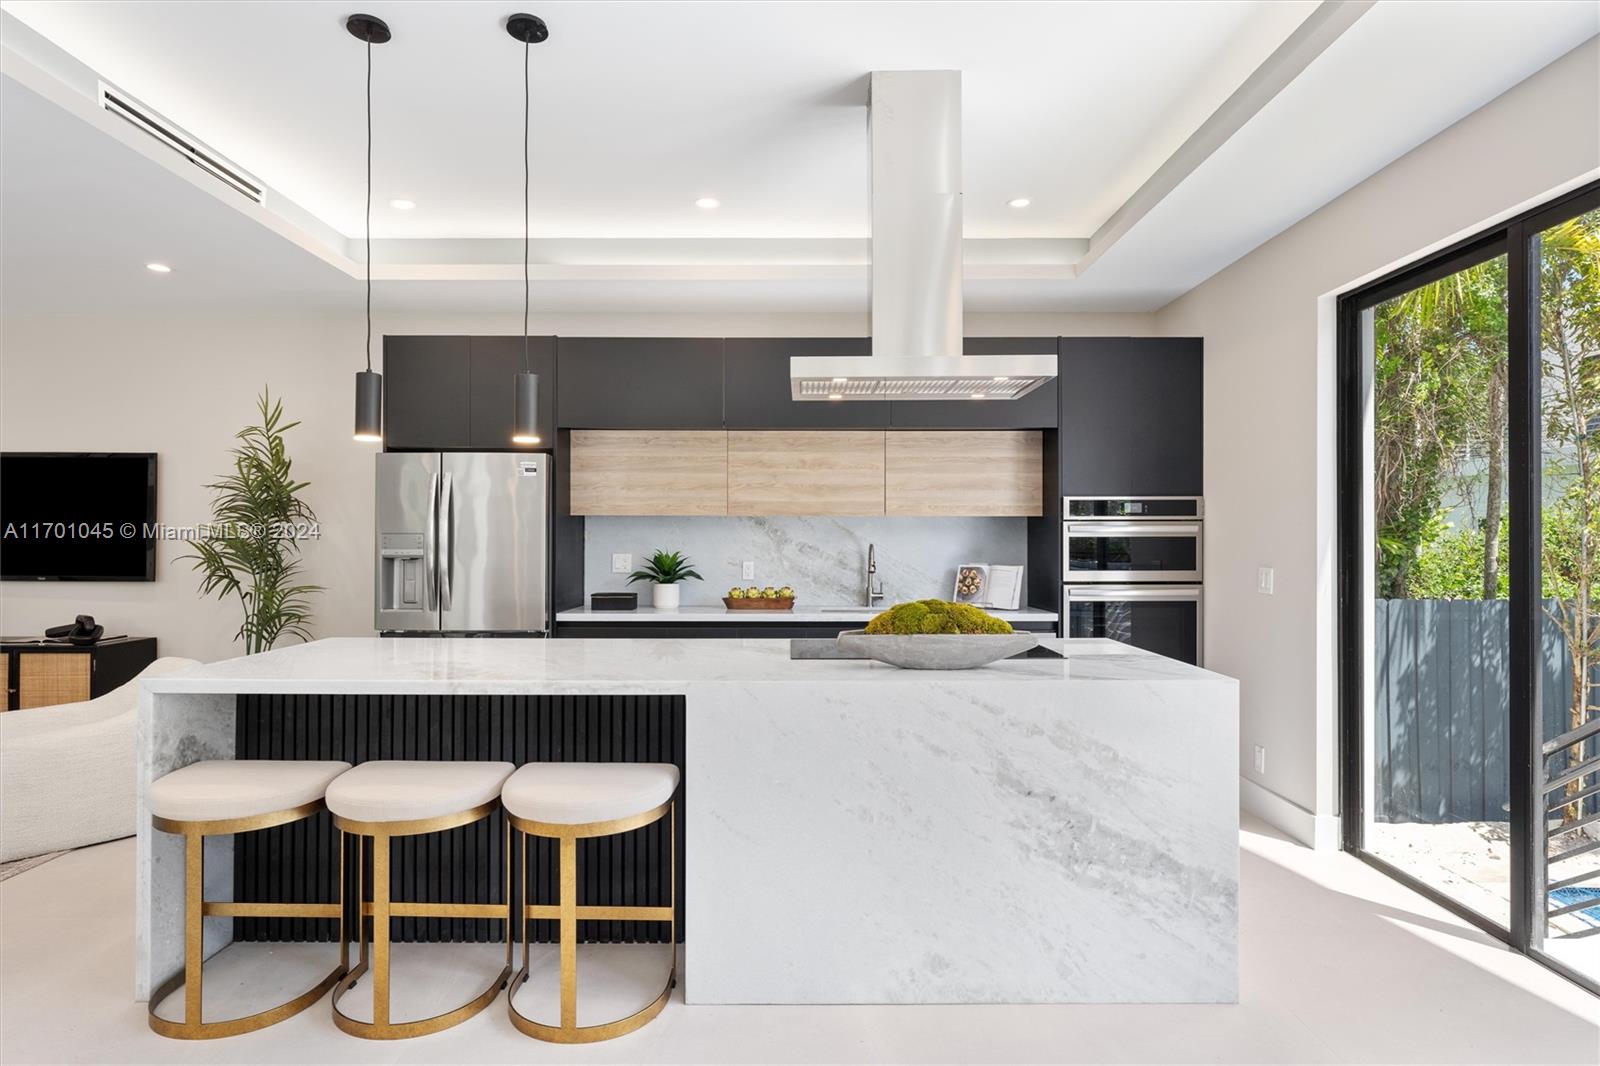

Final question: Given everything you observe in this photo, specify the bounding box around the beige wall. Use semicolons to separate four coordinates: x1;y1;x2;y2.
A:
0;309;1153;662
1156;38;1600;833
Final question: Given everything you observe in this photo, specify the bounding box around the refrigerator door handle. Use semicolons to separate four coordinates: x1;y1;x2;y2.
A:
425;471;440;610
439;471;454;611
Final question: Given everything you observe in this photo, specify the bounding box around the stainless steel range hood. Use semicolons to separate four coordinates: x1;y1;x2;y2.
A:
791;70;1057;401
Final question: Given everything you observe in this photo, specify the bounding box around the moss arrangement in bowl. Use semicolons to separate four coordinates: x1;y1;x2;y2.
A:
863;599;1015;636
840;600;1034;670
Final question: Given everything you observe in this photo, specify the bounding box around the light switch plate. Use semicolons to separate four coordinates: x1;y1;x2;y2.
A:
611;553;632;574
742;561;756;580
1254;745;1267;774
1257;567;1275;594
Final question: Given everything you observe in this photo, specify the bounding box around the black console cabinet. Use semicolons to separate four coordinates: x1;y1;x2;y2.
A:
1058;337;1203;496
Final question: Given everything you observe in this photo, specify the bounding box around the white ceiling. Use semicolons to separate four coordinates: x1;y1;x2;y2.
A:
1;0;1595;315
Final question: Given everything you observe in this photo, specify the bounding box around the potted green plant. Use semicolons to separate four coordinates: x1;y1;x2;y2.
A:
626;549;702;609
183;389;321;654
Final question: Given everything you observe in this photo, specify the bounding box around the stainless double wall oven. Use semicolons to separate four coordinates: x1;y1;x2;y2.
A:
1063;496;1204;664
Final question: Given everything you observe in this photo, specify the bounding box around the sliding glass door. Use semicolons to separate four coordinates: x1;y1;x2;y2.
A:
1340;182;1600;994
1536;203;1600;982
1362;251;1512;928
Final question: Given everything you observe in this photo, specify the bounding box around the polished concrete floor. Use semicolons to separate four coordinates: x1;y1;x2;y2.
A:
1;816;1596;1064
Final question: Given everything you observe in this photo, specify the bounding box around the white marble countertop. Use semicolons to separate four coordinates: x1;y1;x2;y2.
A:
555;604;1061;624
143;636;1231;696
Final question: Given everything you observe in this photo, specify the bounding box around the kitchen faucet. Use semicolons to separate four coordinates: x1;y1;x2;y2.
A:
865;543;885;607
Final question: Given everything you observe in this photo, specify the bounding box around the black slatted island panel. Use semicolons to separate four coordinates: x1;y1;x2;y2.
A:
233;693;685;945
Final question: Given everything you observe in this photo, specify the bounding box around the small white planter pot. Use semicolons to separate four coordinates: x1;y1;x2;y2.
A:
652;583;681;609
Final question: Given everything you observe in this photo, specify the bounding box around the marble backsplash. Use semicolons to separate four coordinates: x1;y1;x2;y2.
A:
582;516;1029;606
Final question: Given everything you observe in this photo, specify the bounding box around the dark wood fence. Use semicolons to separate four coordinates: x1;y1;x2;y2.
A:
1374;598;1590;823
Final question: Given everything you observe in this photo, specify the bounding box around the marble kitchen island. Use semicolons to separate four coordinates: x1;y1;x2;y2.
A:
138;637;1239;1005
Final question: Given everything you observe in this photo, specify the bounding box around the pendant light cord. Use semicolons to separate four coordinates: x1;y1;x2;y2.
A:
522;38;530;373
365;37;373;373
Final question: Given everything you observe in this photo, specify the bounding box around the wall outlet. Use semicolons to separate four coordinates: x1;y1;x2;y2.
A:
742;560;756;580
1257;566;1275;595
611;553;632;574
1253;745;1266;774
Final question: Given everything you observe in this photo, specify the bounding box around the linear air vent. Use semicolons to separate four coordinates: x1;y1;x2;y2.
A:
98;83;264;204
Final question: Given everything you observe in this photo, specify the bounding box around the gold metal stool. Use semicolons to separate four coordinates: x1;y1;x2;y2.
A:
326;760;516;1040
501;762;680;1043
146;759;352;1040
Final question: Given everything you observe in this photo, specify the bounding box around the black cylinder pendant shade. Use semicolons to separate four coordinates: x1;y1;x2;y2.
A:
511;371;540;445
354;369;383;442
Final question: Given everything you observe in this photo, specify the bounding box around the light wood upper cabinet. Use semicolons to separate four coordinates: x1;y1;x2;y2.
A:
728;431;885;516
569;430;728;515
885;430;1043;516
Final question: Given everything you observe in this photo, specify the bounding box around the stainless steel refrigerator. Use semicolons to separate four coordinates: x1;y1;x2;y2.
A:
374;452;549;634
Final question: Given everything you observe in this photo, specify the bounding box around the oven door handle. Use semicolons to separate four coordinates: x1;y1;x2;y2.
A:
1065;522;1202;537
1065;586;1202;602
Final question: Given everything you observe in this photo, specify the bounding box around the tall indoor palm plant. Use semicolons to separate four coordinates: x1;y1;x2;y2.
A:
185;389;321;654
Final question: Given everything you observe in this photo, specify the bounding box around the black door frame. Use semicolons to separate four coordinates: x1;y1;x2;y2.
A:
1336;179;1600;996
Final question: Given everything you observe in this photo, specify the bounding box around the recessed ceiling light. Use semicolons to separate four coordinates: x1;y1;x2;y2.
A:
695;197;720;209
1007;198;1031;209
389;198;416;210
145;262;172;273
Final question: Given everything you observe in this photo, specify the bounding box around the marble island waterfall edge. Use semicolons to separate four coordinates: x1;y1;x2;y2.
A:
136;637;1238;1005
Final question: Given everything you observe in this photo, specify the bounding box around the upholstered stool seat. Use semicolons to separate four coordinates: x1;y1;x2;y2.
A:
501;762;679;825
502;762;680;1044
327;760;515;1040
147;759;352;1040
149;760;351;823
324;760;515;825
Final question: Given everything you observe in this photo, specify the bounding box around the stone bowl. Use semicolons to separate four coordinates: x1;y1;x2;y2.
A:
834;629;1039;670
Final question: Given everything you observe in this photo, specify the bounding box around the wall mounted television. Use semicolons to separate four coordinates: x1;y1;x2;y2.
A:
0;453;157;581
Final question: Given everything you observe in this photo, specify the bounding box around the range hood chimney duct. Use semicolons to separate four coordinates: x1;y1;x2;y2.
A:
790;70;1057;401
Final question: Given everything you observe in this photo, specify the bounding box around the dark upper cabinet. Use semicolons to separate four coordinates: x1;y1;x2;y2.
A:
382;336;472;450
468;336;556;449
1058;337;1203;496
556;338;724;428
723;338;890;428
888;338;1060;429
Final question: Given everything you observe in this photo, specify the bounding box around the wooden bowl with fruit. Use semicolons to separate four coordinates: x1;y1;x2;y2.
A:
723;585;796;610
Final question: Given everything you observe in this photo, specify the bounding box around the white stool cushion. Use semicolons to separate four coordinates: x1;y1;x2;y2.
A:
501;762;680;826
324;761;515;824
148;760;352;822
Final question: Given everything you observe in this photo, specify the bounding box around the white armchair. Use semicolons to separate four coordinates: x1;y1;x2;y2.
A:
0;656;199;862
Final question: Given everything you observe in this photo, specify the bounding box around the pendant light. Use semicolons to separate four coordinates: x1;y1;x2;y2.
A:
348;14;390;443
507;13;549;446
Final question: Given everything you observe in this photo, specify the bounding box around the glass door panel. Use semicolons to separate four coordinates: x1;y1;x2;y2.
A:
1366;252;1512;928
1536;206;1600;978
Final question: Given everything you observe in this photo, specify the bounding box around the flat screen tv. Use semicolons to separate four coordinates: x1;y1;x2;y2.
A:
1;453;157;581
